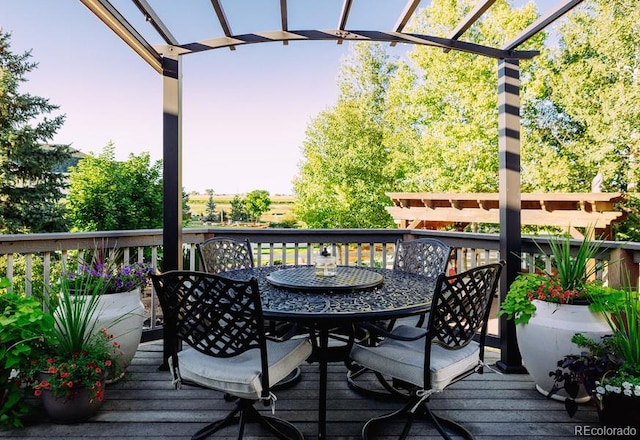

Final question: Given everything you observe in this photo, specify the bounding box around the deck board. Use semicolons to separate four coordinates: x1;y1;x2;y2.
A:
1;343;606;439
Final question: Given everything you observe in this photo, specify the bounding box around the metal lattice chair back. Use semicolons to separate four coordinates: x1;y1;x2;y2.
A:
427;262;503;354
153;271;265;359
393;238;452;279
196;237;254;274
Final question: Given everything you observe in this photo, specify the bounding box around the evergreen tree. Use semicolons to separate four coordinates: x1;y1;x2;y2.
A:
0;31;72;233
204;188;217;222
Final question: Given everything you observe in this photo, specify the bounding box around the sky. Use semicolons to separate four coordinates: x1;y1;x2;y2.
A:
2;0;558;195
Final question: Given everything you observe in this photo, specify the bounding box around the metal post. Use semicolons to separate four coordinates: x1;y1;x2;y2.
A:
495;58;527;373
161;55;182;369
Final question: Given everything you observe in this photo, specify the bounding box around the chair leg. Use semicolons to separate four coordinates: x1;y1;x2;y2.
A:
361;397;474;440
192;398;303;440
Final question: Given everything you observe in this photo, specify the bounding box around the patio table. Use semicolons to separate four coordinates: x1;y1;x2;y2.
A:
225;265;435;440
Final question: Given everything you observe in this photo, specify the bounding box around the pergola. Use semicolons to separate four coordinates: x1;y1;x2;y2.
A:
79;0;587;372
387;192;626;239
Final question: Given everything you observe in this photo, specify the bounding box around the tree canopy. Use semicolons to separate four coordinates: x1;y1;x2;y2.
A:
65;143;163;231
0;31;72;233
294;0;639;236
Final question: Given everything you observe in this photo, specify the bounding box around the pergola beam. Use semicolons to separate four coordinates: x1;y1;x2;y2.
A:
209;0;236;51
503;0;585;50
447;0;497;42
132;0;178;45
280;0;289;45
338;0;354;30
390;0;422;46
80;0;162;73
156;30;538;60
394;0;422;32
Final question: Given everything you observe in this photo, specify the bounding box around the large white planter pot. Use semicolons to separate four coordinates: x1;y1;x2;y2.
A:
93;288;145;375
516;299;610;402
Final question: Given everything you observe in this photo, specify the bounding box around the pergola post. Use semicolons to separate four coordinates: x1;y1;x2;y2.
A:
160;55;183;370
496;58;526;373
161;55;183;272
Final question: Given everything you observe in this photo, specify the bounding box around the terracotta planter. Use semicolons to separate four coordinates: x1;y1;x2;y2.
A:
516;300;611;401
93;288;145;377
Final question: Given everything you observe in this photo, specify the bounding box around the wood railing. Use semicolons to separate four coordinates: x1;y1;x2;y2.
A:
2;228;639;342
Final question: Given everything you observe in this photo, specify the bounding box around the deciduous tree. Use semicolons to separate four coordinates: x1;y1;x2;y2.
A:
66;143;162;231
245;190;271;224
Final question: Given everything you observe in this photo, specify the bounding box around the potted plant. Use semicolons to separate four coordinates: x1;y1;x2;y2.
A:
498;229;617;400
25;272;122;423
62;244;154;376
549;287;640;431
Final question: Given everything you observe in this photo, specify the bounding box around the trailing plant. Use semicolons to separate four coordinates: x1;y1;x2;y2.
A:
0;278;55;427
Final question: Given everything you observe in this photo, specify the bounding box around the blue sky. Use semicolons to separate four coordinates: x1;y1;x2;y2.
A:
2;0;558;195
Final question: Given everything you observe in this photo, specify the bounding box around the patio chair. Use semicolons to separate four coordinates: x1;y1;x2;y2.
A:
349;262;503;440
391;238;453;328
196;237;254;273
346;238;452;398
196;236;303;376
151;271;312;440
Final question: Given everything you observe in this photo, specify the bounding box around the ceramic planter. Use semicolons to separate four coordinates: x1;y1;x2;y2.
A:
516;299;611;401
93;288;145;377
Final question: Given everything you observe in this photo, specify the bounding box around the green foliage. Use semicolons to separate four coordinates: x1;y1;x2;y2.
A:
0;31;71;233
543;228;605;293
229;195;248;222
245;190;271;224
0;279;56;427
65;143;163;231
497;272;542;325
524;0;640;199
203;188;217;222
589;288;640;376
499;230;612;324
294;43;398;228
294;1;540;228
182;187;190;226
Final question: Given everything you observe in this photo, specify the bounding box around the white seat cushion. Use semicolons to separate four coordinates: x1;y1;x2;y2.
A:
350;324;480;391
176;337;312;400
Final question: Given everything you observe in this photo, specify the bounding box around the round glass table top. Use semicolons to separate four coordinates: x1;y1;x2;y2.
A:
266;266;383;292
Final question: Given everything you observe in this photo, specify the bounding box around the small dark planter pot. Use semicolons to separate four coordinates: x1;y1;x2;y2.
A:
38;372;104;424
597;394;640;437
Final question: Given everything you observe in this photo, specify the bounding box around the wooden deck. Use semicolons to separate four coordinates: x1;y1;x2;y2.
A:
1;342;606;440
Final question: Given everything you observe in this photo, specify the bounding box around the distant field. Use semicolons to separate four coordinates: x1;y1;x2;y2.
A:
187;194;295;223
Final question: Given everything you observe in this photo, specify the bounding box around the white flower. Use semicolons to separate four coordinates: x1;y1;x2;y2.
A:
622;381;632;390
623;388;632;396
596;386;606;396
634;388;640;397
